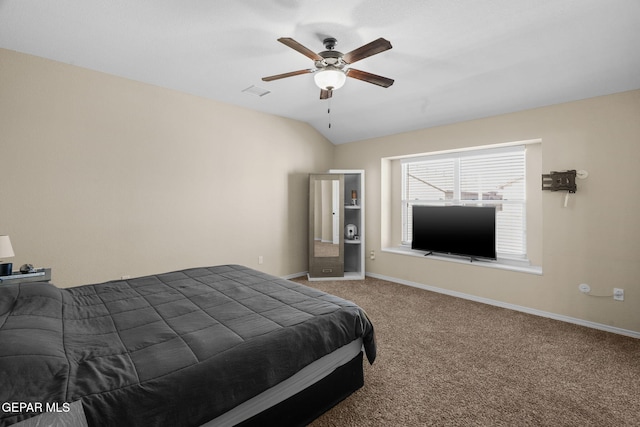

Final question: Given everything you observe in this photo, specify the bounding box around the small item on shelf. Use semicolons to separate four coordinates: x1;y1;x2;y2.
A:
20;263;36;273
345;224;358;240
351;189;358;206
0;263;11;276
0;235;15;276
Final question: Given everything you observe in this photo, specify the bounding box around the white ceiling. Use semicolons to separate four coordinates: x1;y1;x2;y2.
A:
2;0;639;145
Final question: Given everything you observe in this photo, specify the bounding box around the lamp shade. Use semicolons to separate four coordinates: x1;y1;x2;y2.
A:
0;235;15;258
314;68;346;91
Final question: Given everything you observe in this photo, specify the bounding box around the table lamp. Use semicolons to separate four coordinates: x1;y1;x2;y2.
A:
0;235;15;276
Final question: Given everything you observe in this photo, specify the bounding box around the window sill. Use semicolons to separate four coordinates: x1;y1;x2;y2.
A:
381;246;543;275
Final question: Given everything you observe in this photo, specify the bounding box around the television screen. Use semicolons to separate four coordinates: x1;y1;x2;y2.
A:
411;205;496;260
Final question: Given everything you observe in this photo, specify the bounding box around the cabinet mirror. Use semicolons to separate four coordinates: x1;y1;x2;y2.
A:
309;174;344;278
313;179;340;257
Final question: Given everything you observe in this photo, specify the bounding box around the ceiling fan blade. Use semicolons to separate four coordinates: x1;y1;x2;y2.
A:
262;69;314;82
320;89;333;100
342;38;392;64
278;37;324;62
346;68;394;88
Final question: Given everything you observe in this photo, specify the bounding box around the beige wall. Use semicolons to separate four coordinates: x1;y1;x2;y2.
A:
1;49;334;286
334;90;640;333
2;48;639;334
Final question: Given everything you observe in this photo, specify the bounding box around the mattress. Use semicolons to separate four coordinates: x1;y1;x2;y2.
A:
0;265;375;426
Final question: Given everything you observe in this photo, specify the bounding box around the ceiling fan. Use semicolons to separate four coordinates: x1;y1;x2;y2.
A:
262;37;394;99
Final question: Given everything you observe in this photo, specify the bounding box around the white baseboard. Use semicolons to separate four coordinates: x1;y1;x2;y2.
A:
282;271;308;280
366;272;640;339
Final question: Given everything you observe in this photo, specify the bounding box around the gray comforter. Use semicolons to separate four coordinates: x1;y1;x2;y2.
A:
0;265;375;426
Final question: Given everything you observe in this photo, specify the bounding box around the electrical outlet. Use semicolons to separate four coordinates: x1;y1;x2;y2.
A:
613;288;624;301
258;256;263;265
370;250;376;260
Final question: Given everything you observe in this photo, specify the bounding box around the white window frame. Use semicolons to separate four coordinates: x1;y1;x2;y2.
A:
401;145;527;261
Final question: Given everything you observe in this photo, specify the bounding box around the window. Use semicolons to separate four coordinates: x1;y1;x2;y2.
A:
401;145;527;259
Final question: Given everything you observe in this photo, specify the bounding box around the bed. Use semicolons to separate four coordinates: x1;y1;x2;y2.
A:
0;264;376;426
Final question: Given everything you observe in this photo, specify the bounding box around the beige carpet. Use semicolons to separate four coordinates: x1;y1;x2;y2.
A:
291;276;640;427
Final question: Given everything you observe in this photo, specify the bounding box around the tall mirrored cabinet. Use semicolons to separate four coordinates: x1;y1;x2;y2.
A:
308;170;364;281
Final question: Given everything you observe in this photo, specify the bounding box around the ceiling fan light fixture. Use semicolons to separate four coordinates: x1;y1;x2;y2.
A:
314;68;346;91
262;36;393;98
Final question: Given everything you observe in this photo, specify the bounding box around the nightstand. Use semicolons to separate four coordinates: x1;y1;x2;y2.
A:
0;268;51;284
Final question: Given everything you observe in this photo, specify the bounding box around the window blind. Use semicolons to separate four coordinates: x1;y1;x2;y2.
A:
402;146;526;258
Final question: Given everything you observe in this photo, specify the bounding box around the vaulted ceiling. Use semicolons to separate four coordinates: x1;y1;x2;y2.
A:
2;0;639;144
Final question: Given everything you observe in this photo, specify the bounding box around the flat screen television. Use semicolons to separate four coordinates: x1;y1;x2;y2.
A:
411;205;496;260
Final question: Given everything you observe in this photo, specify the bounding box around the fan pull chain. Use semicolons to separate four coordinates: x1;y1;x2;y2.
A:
328;98;332;129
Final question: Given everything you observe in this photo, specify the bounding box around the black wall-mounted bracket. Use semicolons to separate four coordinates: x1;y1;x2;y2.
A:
542;170;577;193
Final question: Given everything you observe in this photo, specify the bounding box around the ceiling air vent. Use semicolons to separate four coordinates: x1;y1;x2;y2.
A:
242;85;271;97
